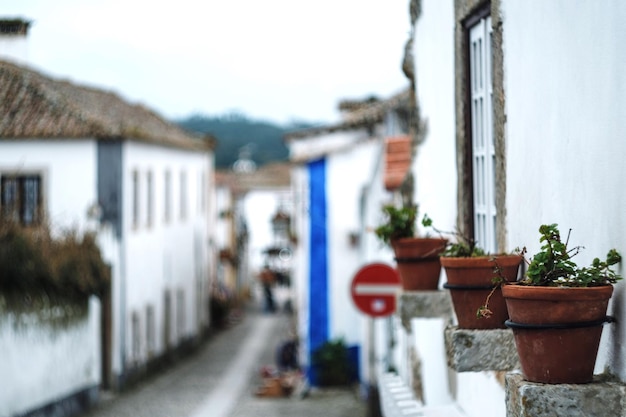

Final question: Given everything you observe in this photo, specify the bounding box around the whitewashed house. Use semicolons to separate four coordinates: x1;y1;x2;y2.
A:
287;1;626;415
286;90;414;386
376;1;626;416
0;57;215;416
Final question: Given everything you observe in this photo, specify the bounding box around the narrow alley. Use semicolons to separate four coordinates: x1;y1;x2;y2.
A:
81;300;367;417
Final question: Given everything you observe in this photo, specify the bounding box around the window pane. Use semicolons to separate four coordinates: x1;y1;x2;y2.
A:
164;171;171;223
22;176;40;225
1;175;42;225
469;16;496;254
1;178;19;221
132;170;140;227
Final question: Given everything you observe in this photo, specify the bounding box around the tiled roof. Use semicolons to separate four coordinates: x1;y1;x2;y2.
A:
384;135;412;191
0;60;214;151
284;87;411;141
216;162;292;193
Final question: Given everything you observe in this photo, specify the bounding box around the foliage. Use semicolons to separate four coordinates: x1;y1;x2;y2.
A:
421;214;485;257
0;220;110;303
311;338;354;386
0;223;53;295
374;204;418;246
176;112;318;169
51;231;111;298
477;223;622;319
520;223;622;287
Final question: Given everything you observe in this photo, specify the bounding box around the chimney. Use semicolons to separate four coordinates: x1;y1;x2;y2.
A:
0;18;31;65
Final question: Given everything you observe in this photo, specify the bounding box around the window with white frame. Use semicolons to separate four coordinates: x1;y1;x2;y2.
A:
1;174;43;226
469;15;496;254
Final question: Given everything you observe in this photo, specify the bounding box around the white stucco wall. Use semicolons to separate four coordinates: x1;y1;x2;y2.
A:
411;0;499;413
501;0;626;381
414;0;457;236
0;298;101;417
0;139;98;234
327;139;379;346
122;141;210;365
0;139;103;414
0;34;28;65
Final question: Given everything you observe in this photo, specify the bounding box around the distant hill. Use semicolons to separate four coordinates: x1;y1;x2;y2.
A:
176;112;320;169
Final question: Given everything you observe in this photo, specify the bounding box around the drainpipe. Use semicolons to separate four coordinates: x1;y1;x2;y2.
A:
118;234;127;389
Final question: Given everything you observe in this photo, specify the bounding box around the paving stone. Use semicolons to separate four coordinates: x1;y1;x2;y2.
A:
82;304;367;417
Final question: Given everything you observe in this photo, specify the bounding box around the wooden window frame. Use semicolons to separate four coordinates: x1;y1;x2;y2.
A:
0;173;43;226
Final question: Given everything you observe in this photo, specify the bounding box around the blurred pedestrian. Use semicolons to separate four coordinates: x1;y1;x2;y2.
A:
258;265;276;313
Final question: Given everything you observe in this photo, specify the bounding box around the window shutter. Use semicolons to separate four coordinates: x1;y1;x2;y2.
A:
470;16;496;253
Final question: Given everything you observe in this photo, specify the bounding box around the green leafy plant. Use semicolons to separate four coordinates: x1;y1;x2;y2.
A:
421;214;485;257
311;338;354;386
374;204;418;246
477;223;623;319
521;223;622;287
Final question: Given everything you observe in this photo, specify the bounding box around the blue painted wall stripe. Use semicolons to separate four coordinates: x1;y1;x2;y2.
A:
308;158;328;359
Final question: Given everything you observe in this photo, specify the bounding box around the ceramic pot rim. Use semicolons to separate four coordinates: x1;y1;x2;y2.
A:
440;254;522;268
502;283;614;301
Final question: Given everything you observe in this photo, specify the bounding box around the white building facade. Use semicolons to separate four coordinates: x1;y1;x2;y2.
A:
378;1;626;416
287;91;413;386
0;59;215;415
288;1;626;416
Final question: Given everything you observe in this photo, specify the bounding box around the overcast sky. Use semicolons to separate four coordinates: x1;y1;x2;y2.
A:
3;0;411;125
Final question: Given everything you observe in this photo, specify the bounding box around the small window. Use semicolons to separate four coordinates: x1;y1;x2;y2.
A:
180;171;187;220
131;311;141;361
199;171;206;214
146;171;153;227
177;289;185;337
1;174;42;226
132;170;140;228
469;15;497;253
164;170;171;223
146;305;155;356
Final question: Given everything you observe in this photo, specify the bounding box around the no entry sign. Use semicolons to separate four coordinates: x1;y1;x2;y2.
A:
350;263;401;317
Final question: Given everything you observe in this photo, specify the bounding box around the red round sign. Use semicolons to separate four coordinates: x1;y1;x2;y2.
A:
350;263;401;317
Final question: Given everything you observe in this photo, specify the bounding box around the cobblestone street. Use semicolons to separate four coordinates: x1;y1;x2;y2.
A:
82;303;367;417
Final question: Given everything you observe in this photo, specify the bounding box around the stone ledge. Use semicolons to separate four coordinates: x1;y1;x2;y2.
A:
444;326;519;372
505;373;626;417
398;291;453;330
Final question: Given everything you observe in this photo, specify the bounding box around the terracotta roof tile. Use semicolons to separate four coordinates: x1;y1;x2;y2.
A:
284;88;411;141
0;60;214;151
384;135;412;191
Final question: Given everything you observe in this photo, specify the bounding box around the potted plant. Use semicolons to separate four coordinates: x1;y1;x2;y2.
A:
423;215;522;330
310;338;355;386
374;204;447;290
497;224;622;384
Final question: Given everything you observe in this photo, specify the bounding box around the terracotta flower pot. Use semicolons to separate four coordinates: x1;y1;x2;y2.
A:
441;254;522;329
502;284;614;384
391;238;447;290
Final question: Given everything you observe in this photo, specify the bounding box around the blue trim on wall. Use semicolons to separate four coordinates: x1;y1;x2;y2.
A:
307;158;329;366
